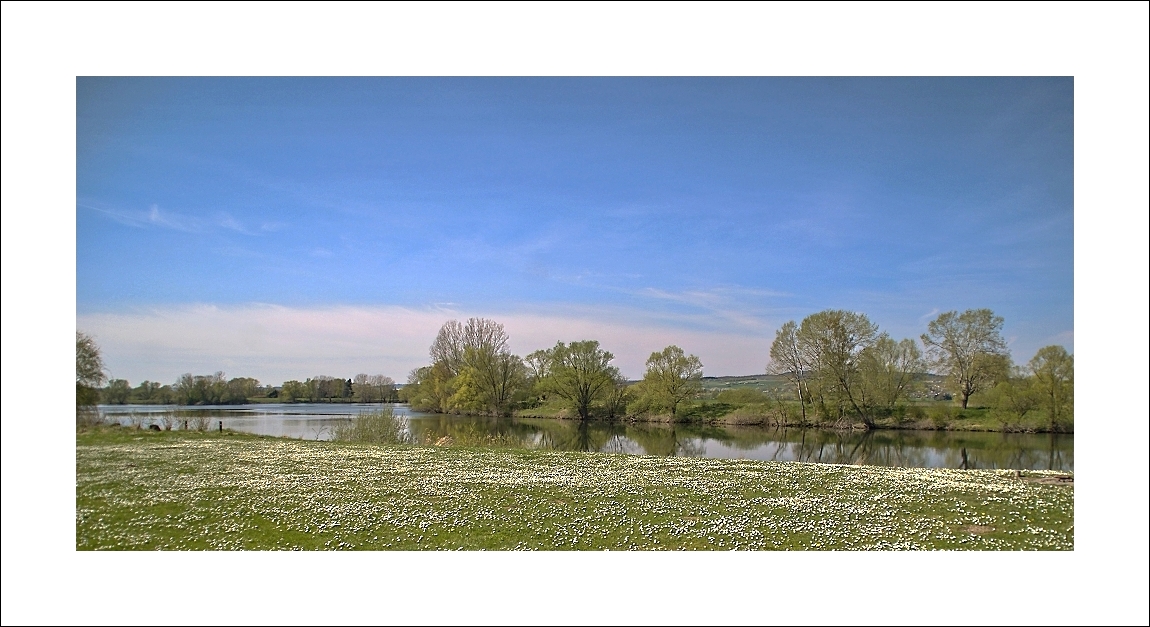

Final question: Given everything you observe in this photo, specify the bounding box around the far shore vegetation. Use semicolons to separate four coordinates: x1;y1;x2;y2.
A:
76;308;1073;434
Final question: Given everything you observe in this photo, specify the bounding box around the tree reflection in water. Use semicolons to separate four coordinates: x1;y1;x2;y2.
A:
401;414;1071;470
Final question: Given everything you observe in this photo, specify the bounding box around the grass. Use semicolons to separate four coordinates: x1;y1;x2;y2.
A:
76;427;1073;551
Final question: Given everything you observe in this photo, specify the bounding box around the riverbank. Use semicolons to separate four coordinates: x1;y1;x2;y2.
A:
515;402;1072;433
77;427;1072;550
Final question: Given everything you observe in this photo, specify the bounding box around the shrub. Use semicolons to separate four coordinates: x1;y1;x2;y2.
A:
926;405;953;429
189;414;214;431
331;408;411;445
157;411;180;431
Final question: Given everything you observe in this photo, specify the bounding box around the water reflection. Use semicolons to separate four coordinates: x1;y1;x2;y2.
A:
96;404;1073;471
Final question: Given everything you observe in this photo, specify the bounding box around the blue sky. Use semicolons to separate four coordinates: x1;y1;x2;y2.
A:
77;77;1074;383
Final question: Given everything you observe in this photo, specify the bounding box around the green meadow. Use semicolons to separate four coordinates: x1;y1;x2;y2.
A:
77;427;1073;551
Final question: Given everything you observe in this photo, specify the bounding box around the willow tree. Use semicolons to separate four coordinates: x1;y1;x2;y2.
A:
921;309;1010;409
1029;345;1073;429
427;318;524;415
542;340;619;420
858;334;923;411
641;345;703;419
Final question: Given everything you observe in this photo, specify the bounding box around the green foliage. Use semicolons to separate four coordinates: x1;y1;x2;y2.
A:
927;404;954;429
172;372;264;405
986;373;1040;430
102;379;131;404
447;366;489;413
921;309;1010;409
1030;345;1073;430
640;345;703;419
416;318;526;415
795;310;881;426
541;340;621;420
858;335;924;411
714;388;770;404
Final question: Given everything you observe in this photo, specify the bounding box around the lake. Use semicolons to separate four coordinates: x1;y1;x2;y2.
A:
96;403;1073;471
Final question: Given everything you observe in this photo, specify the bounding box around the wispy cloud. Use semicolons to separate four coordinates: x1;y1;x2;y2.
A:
218;212;259;235
80;203;205;232
81;202;269;236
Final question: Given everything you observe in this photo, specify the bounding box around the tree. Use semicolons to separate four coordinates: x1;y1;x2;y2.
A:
429;320;468;375
921;309;1010;409
280;380;306;403
103;379;131;404
371;375;396;403
478;350;526;415
225;377;261;404
76;331;106;410
132;380;163;403
858;334;923;411
603;372;632;419
429;318;510;376
1029;345;1073;429
796;310;879;427
403;362;457;412
544;340;619;420
524;348;554;404
353;373;378;403
767;321;814;423
641;345;703;419
426;318;524;415
987;367;1040;428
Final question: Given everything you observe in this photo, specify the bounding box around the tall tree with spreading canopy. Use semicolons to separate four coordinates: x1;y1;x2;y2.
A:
641;345;703;419
426;318;523;414
796;310;880;427
544;340;620;420
921;309;1010;409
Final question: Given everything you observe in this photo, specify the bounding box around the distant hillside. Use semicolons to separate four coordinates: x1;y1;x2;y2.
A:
697;372;946;394
699;374;792;393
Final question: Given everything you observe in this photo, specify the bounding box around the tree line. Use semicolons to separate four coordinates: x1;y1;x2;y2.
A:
767;308;1072;430
74;333;400;407
401;317;710;420
401;308;1072;429
279;374;398;403
78;306;1072;429
94;372;400;405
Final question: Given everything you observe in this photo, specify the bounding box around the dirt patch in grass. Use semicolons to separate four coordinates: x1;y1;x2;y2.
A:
961;525;995;535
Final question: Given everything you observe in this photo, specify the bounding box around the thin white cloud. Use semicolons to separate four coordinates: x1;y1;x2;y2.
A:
77;303;776;386
79;203;204;232
81;202;270;236
918;308;941;322
218;212;261;235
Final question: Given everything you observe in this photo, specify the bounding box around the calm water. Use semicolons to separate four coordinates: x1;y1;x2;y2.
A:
97;403;1073;471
